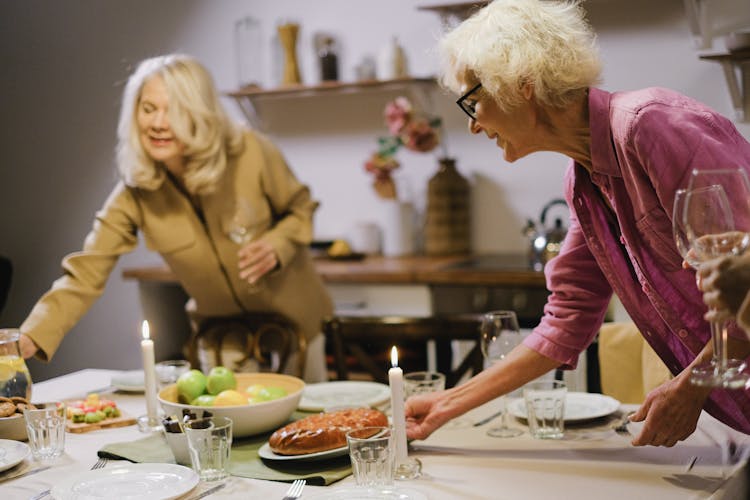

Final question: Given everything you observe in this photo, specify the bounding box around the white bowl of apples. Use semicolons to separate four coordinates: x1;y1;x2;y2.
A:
158;368;304;438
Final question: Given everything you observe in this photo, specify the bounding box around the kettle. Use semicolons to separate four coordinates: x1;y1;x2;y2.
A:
523;199;569;271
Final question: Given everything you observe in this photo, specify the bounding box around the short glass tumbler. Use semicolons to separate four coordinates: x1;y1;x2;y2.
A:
155;359;191;390
523;380;566;440
24;401;66;460
347;426;394;487
403;371;445;399
184;416;233;481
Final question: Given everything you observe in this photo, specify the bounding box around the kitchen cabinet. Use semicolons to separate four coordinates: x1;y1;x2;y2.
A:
226;77;437;130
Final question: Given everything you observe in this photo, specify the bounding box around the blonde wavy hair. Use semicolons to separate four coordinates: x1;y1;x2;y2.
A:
116;54;244;194
439;0;602;112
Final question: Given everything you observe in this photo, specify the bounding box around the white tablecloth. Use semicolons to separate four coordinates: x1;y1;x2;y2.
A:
2;369;748;499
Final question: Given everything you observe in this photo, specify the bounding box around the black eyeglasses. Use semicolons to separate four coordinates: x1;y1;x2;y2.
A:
456;83;482;120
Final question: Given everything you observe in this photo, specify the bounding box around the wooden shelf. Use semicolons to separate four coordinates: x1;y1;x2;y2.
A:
225;77;438;129
417;1;488;27
226;77;436;100
699;48;750;121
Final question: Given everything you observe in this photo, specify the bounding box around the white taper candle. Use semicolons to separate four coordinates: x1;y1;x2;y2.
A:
389;345;408;462
140;320;158;421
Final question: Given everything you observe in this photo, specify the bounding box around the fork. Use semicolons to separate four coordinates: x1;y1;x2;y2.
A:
282;479;306;500
30;457;108;500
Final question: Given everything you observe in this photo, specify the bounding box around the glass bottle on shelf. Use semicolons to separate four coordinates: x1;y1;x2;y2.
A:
0;328;32;400
318;36;339;82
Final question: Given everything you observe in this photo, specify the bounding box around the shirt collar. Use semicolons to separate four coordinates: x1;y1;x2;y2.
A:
588;87;621;178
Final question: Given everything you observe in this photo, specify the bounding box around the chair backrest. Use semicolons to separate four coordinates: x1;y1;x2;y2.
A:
322;314;485;388
189;313;305;377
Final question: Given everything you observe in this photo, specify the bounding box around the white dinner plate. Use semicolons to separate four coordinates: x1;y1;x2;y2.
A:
51;463;199;500
258;441;349;462
306;487;428;500
298;381;391;412
110;370;145;393
0;439;30;473
508;392;621;422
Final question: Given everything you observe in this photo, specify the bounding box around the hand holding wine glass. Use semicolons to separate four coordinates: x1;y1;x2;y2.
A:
682;168;750;388
480;310;523;438
220;199;273;292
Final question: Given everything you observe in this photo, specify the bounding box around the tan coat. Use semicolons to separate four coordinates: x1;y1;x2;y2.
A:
22;131;333;360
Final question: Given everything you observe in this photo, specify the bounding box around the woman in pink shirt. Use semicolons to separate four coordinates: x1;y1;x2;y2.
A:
406;0;750;447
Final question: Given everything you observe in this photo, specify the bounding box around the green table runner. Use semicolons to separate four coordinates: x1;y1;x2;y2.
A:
98;414;352;486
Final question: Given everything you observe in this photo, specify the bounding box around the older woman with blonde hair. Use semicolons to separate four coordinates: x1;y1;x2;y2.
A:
18;54;333;382
405;0;750;446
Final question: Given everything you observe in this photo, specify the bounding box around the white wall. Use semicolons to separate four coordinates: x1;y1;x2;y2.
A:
1;0;749;381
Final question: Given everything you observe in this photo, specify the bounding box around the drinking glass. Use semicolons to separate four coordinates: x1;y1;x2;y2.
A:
155;360;191;390
683;168;750;388
221;199;263;293
184;416;233;482
0;328;32;399
346;426;394;487
24;401;66;460
480;310;523;438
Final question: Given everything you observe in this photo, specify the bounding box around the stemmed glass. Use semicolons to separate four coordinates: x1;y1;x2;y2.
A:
220;199;263;293
480;310;523;438
682;168;750;388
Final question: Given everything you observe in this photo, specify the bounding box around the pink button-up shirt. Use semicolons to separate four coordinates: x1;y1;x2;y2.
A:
524;87;750;433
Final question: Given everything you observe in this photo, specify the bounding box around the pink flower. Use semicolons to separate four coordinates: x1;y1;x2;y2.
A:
364;152;400;181
384;97;413;136
401;119;440;153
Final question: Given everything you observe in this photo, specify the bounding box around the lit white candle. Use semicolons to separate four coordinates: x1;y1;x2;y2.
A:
140;320;158;421
389;345;408;462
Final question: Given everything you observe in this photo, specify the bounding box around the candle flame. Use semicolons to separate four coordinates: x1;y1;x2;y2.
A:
141;320;150;340
390;346;398;367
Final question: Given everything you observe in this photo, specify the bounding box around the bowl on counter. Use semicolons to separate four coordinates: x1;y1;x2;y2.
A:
0;413;27;441
158;372;304;438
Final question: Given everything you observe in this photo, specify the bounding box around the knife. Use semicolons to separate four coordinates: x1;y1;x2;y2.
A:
473;410;504;427
188;482;226;500
0;465;52;484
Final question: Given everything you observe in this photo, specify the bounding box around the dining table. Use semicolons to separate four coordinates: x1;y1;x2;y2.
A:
2;368;749;500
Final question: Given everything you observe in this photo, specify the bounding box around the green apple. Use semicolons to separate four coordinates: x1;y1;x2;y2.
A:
206;366;237;395
257;386;287;401
245;384;265;398
176;369;207;404
191;394;216;407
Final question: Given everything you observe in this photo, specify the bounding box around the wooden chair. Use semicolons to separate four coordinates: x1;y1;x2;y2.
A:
189;313;305;378
322;314;485;388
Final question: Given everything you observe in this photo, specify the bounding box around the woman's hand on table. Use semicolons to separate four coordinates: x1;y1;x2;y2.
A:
19;333;39;359
629;374;708;447
237;239;278;284
405;390;457;440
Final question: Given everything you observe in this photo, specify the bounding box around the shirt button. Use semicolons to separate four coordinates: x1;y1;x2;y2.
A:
678;329;688;338
642;284;649;293
619;235;626;245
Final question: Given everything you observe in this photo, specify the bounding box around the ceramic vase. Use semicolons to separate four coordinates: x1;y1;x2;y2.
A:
423;158;471;255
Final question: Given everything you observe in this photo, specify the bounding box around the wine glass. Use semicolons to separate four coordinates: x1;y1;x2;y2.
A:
683;168;750;388
220;199;263;293
480;310;523;438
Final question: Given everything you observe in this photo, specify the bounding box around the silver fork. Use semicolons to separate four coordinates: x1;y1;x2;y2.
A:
282;479;306;500
30;457;108;500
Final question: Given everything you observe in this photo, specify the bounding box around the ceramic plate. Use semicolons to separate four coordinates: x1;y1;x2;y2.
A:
298;381;391;412
110;370;145;393
306;487;428;500
0;439;30;473
508;392;621;422
51;463;198;500
258;441;349;462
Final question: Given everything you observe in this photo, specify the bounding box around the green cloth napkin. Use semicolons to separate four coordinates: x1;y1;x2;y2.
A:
98;413;352;486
